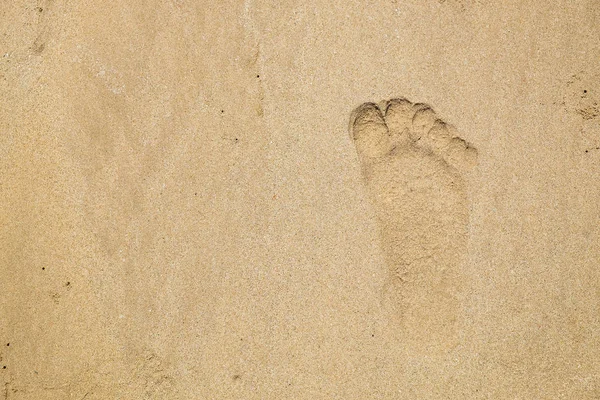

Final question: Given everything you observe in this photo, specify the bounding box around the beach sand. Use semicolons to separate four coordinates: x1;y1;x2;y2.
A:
1;0;599;398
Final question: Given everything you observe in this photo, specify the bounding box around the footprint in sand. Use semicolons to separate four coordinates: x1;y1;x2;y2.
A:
350;98;477;352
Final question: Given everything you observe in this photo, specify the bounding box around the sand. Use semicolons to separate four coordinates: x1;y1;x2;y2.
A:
1;0;599;398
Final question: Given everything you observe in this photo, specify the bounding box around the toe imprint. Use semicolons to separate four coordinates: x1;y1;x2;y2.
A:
350;98;478;354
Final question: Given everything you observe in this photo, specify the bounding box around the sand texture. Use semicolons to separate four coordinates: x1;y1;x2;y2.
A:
1;0;600;398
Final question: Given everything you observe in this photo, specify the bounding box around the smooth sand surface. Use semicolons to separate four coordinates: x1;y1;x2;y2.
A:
1;0;599;398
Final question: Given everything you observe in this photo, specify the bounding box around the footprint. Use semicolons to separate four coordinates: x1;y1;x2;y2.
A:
350;98;477;352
